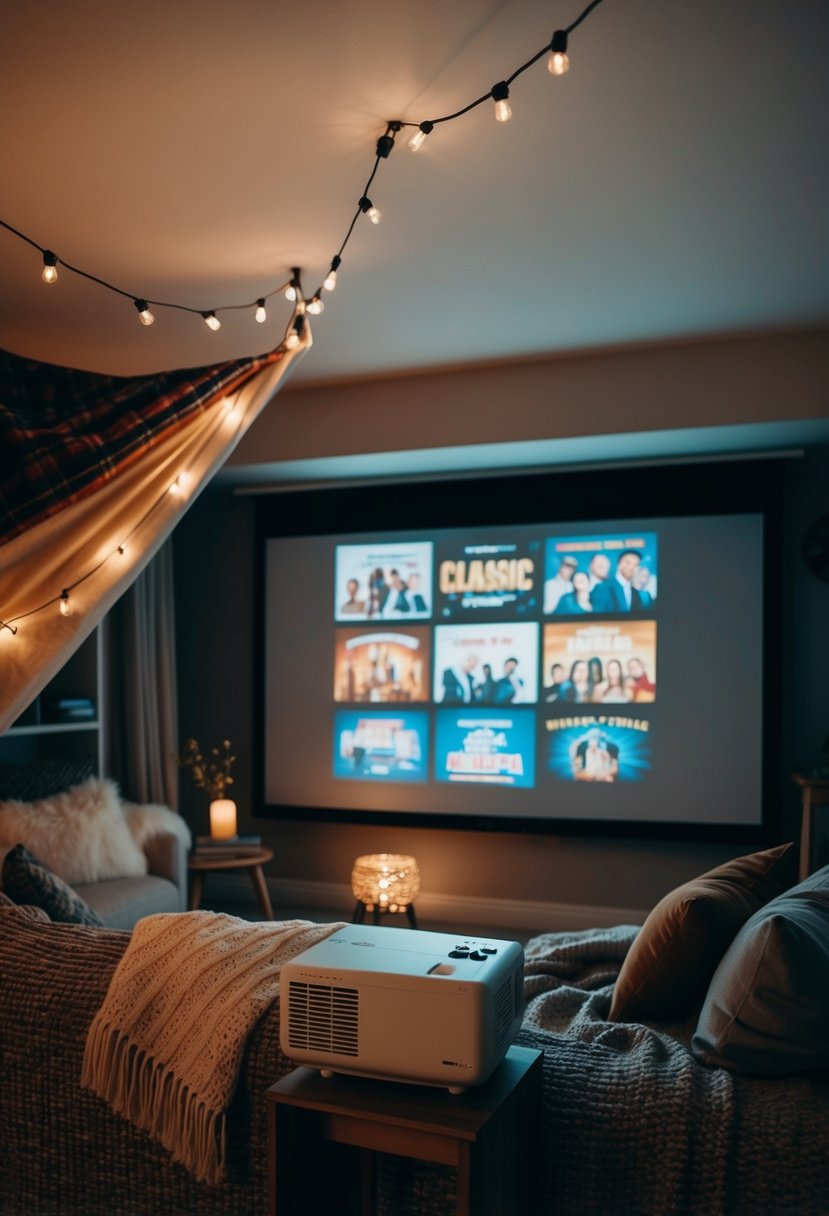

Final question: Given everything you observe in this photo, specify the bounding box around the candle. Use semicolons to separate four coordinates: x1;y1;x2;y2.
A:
209;798;237;840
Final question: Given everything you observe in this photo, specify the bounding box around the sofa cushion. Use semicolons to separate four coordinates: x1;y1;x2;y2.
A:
609;842;797;1022
2;845;104;926
0;777;147;885
75;874;181;930
692;864;829;1075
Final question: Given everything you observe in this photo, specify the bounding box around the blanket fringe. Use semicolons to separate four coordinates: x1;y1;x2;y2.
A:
82;1019;226;1184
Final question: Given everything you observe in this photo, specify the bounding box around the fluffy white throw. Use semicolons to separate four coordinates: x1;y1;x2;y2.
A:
82;911;344;1183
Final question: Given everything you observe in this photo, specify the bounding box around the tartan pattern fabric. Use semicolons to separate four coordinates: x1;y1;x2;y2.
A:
0;345;284;546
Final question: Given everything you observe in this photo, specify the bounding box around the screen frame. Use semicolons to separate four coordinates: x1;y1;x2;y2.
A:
253;456;785;845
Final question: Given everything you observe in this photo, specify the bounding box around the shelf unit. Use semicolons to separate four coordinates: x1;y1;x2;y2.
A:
0;626;106;775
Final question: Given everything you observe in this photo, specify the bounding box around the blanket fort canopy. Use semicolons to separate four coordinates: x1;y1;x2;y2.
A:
0;329;309;732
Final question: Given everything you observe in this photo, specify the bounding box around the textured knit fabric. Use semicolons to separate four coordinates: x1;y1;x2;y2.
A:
0;344;284;545
517;925;829;1216
82;911;344;1183
376;925;829;1216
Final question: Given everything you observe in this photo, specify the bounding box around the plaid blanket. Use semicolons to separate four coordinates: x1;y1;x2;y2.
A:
0;345;284;546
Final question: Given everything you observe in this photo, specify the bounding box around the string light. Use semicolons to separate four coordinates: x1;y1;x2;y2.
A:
134;298;155;326
1;620;18;636
359;196;382;225
408;121;433;152
2;0;603;347
491;81;512;123
3;0;603;353
323;256;341;292
307;294;324;315
41;251;58;284
548;30;570;75
59;590;72;617
285;268;302;302
117;542;127;555
285;314;306;350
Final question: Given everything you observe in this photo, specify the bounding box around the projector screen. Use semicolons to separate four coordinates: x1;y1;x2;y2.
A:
261;508;766;832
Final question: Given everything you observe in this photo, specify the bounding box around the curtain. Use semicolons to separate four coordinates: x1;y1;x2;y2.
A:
0;323;310;733
108;540;179;808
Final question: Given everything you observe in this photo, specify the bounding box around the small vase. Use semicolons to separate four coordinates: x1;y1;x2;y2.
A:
209;798;237;839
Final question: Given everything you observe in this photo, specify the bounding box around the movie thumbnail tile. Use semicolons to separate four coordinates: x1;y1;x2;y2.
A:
333;710;429;782
543;620;657;705
544;713;652;783
335;541;433;622
333;627;431;703
543;532;658;615
435;535;541;619
433;622;539;706
435;709;536;788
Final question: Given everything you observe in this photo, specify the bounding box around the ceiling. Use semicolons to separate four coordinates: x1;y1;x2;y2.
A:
1;0;828;389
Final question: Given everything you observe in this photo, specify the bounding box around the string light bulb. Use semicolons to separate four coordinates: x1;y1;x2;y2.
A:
408;121;434;152
255;299;267;323
202;311;221;331
41;251;58;284
285;314;305;350
307;294;324;315
359;196;382;224
117;542;127;555
375;123;400;159
323;256;341;292
0;620;18;637
134;298;155;326
547;29;570;75
285;268;301;302
491;81;512;123
59;590;72;617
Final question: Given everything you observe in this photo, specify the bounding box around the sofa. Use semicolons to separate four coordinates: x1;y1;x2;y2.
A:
0;775;189;929
1;847;828;1216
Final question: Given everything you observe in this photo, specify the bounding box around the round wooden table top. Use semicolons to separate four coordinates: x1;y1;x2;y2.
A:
187;847;273;872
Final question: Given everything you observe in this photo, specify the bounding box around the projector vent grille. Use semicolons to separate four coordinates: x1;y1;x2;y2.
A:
287;982;359;1056
493;975;515;1051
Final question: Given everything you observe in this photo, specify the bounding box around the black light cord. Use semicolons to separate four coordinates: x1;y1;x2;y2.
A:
0;0;606;330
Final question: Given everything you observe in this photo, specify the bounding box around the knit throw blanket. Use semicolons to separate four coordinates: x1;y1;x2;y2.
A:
81;911;344;1184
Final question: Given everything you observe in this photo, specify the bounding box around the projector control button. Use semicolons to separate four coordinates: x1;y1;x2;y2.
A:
468;951;488;961
448;950;469;959
482;947;498;954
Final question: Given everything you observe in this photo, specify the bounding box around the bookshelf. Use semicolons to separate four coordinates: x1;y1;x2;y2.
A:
0;626;106;775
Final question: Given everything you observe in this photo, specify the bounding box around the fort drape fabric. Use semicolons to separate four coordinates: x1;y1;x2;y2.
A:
0;327;309;733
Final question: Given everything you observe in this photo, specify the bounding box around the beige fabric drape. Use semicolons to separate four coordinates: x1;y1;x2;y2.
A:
0;329;309;734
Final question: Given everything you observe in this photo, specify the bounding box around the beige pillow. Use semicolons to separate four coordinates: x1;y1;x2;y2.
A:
609;842;797;1023
0;778;147;885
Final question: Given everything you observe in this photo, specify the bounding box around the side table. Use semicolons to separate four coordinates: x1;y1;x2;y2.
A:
187;847;274;919
792;773;829;879
266;1044;542;1216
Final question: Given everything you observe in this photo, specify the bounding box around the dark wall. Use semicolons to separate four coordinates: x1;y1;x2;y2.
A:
173;446;829;914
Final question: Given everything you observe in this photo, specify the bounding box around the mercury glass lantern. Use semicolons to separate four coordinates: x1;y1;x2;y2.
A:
351;853;420;929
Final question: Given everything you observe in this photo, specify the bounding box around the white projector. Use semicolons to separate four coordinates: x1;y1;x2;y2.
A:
280;923;524;1090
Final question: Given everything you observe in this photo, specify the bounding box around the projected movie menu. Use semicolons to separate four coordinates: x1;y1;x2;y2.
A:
331;532;658;788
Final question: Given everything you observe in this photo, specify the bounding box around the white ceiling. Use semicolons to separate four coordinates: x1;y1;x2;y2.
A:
1;0;828;387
